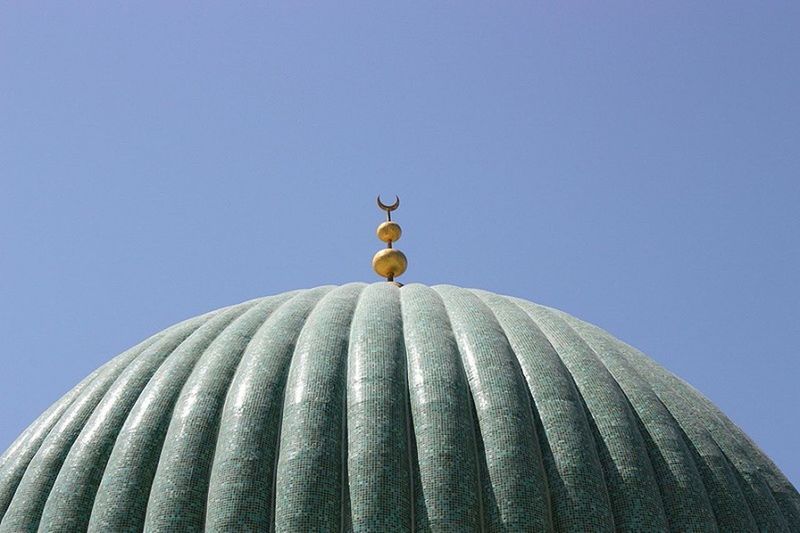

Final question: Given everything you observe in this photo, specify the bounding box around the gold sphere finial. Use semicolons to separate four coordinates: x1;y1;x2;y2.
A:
373;195;407;283
377;221;401;243
372;248;408;280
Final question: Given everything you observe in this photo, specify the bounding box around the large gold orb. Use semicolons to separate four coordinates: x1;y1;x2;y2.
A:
372;248;407;279
376;221;402;243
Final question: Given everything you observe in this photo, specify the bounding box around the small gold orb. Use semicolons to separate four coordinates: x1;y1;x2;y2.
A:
372;248;408;279
376;221;402;243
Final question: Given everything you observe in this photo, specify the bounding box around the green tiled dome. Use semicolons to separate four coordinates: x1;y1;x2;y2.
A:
1;283;798;532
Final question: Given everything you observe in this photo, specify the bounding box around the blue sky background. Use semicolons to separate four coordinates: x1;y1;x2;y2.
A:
1;3;798;488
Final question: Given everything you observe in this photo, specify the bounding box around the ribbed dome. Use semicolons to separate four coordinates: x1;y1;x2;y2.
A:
0;283;797;532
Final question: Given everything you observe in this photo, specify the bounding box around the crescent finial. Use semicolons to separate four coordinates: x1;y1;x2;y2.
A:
372;195;406;284
376;195;400;212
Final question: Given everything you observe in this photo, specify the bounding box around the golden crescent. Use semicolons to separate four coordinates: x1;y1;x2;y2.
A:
376;195;400;212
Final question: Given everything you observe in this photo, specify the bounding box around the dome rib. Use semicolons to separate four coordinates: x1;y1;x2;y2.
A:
434;286;552;531
400;284;482;530
0;330;169;531
144;292;298;531
1;283;798;533
0;356;109;517
399;293;418;533
346;283;413;531
567;303;796;530
473;290;615;531
621;332;800;527
578;315;759;521
40;311;216;532
550;308;719;531
578;312;796;530
274;283;364;531
205;286;334;530
514;299;670;531
87;298;260;531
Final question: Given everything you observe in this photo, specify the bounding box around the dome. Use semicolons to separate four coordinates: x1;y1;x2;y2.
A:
0;283;797;532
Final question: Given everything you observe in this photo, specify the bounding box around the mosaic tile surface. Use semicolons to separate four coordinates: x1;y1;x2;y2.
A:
0;283;797;532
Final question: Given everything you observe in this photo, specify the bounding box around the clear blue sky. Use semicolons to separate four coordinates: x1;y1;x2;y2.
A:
1;3;798;488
